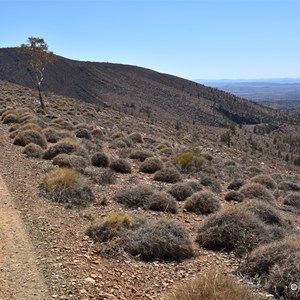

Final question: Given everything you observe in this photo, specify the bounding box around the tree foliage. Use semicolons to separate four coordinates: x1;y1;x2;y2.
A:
20;37;55;109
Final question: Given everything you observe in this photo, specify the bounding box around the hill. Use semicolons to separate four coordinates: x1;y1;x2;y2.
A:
1;47;298;126
197;79;300;110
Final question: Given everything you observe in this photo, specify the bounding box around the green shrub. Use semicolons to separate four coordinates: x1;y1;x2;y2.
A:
153;168;182;183
250;174;277;190
39;168;95;206
224;191;244;202
168;182;195;201
283;193;300;208
13;129;48;149
239;183;274;202
22;143;44;158
91;152;110;168
173;152;206;173
139;157;164;173
184;191;221;215
162;272;261;300
110;159;132;173
43;138;88;160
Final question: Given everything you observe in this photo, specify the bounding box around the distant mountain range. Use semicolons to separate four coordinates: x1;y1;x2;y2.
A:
0;47;299;126
196;79;300;110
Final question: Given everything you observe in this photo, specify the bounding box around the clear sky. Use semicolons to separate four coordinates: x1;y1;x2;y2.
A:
1;0;300;80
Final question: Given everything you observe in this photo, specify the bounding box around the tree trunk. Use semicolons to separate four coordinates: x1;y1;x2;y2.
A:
37;85;45;109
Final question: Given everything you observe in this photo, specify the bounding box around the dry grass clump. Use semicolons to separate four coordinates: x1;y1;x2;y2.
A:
42;127;73;143
123;218;194;261
162;272;260;300
52;118;75;130
111;131;125;139
224;191;245;202
196;207;284;256
239;183;274;202
128;132;143;143
113;185;153;209
246;166;264;177
75;128;92;140
52;153;89;170
22;143;44;158
91;127;104;139
88;215;194;261
129;150;153;162
168;182;195;201
184;191;221;215
91;152;110;168
278;180;300;192
94;169;116;185
139;157;164;173
2;113;19;124
153;167;182;183
8;124;20;132
43;138;88;160
13;129;48;149
283;193;300;208
110;159;131;173
40;168;95;206
249;174;277;190
227;178;245;190
147;192;178;213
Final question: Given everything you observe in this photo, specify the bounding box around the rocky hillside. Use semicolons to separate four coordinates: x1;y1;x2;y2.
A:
1;47;298;126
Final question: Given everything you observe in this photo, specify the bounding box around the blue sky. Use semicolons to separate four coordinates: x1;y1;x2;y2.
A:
1;0;300;80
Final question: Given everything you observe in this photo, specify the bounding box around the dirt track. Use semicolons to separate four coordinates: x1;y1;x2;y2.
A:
0;175;50;300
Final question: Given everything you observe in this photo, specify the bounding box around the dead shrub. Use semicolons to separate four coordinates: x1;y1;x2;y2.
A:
2;113;19;124
139;157;164;173
43;138;88;160
123;218;194;261
153;168;182;183
283;193;300;208
8;124;20;132
199;175;222;193
129;150;153;162
250;174;277;190
91;152;110;168
147;192;178;213
52;118;75;130
267;251;300;300
184;191;221;215
52;153;89;170
113;185;153;209
94;169;116;185
75;128;92;140
239;236;300;279
246;166;264;177
110;159;131;173
239;183;274;202
162;272;260;300
13;129;48;149
42;127;73;143
168;182;195;201
196;207;283;256
224;191;245;202
22;143;44;158
40;168;95;207
91;127;104;139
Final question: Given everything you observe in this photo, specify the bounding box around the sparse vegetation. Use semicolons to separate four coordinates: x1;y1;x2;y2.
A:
109;159;132;173
153;167;182;183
